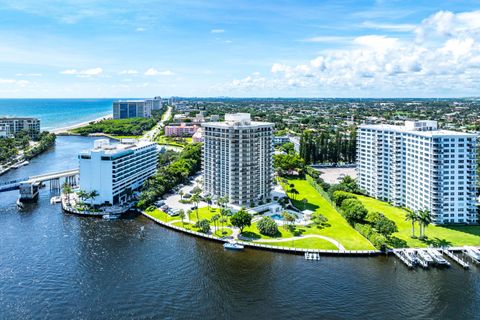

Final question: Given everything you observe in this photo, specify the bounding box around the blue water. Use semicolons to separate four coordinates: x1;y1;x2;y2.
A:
271;214;284;220
0;99;115;131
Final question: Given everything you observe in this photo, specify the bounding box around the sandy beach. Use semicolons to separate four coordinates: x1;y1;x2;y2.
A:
51;114;112;134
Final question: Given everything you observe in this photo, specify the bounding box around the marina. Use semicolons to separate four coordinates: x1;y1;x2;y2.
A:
391;247;480;270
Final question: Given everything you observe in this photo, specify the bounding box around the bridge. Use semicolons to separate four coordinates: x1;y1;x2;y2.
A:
0;168;79;202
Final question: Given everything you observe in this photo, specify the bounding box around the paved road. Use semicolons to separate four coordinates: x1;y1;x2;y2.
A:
143;106;172;142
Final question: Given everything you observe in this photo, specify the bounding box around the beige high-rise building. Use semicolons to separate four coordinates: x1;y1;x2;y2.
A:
202;113;273;206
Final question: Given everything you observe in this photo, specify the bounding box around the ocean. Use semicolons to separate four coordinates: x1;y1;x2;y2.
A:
0;99;116;131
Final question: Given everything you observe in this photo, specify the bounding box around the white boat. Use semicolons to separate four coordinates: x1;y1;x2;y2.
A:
417;249;434;264
50;196;62;204
223;242;244;250
427;248;450;266
102;214;120;220
12;161;29;169
463;247;480;261
403;249;418;264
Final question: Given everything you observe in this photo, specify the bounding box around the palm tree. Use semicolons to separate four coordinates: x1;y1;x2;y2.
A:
290;188;299;201
191;193;201;221
179;190;184;200
77;190;88;204
89;190;99;205
219;216;228;232
61;182;72;205
405;209;418;238
217;196;228;208
211;213;220;234
179;209;185;227
205;195;212;210
301;198;308;210
418;209;432;239
186;209;192;222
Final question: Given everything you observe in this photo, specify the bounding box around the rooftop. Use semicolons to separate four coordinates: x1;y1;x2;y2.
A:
80;138;156;156
202;113;274;128
360;121;477;137
0;117;39;121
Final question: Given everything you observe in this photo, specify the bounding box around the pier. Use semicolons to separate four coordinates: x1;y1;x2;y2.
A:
392;247;480;270
442;249;469;269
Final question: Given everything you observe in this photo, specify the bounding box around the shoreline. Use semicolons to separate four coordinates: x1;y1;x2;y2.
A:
49;113;112;134
141;210;381;256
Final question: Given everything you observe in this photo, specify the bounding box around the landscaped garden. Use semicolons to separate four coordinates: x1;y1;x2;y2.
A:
239;178;375;250
355;195;480;248
260;238;339;250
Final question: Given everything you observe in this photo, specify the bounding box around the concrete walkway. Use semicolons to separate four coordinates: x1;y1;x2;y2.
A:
253;235;346;251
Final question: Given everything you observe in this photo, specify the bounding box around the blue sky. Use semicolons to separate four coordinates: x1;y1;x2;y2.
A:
0;0;480;98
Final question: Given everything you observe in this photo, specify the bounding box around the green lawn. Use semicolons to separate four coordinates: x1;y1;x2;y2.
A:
243;179;375;250
214;228;233;237
172;221;198;231
111;135;142;140
260;238;339;250
145;208;169;222
189;207;220;221
156;135;190;147
356;194;480;248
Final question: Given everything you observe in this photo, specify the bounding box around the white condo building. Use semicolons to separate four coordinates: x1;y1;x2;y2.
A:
202;113;274;206
79;139;158;205
113;100;152;119
357;120;478;225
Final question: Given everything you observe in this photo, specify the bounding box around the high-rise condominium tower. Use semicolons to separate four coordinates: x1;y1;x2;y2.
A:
202;113;273;206
357;120;478;225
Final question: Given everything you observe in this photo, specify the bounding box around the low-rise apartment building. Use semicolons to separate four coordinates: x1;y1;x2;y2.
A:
0;117;40;138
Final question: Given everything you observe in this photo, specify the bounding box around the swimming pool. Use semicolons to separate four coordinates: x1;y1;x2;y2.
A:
271;214;284;220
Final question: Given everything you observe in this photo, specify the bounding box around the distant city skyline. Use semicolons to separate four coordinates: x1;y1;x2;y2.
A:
0;0;480;98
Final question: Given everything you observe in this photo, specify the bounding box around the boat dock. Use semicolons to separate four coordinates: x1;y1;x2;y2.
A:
305;252;321;260
392;249;415;268
442;249;469;269
391;246;480;270
463;247;480;264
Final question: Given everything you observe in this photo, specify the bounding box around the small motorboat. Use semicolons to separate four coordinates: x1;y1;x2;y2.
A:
223;241;244;250
102;214;120;220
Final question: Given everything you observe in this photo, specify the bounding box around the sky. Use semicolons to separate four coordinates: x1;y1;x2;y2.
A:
0;0;480;98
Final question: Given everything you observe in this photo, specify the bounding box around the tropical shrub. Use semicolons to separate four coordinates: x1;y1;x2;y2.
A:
257;217;279;236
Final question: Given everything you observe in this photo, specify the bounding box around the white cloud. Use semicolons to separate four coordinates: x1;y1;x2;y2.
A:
119;69;139;75
211;29;225;33
362;21;416;32
15;73;42;77
60;67;103;77
303;36;352;43
224;10;480;96
136;27;145;32
144;68;174;76
415;10;480;42
0;78;30;86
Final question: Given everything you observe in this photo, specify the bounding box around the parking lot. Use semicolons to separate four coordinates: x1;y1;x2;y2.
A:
159;174;208;214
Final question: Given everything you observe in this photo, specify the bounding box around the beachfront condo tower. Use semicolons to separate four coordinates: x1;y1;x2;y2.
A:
202;113;274;206
79;139;158;205
357;120;478;225
113;100;152;119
